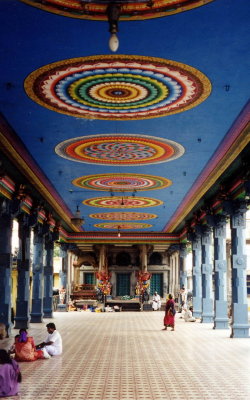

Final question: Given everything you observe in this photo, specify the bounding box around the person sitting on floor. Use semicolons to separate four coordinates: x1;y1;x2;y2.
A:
9;329;44;362
68;300;77;311
152;291;161;311
180;303;188;318
184;306;196;322
36;323;62;358
0;323;6;340
0;349;22;397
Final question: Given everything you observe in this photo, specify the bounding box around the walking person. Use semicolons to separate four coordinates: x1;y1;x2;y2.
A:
162;294;176;331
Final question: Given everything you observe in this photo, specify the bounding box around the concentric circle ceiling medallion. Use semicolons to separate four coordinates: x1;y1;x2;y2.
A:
89;212;157;220
83;196;163;208
20;1;214;20
72;173;172;191
94;223;152;230
55;134;184;166
25;55;211;120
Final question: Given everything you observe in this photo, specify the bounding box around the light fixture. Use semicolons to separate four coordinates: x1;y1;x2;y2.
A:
107;2;121;52
117;225;121;238
71;206;84;226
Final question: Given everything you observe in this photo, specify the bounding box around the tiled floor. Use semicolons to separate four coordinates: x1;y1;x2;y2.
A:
1;311;250;400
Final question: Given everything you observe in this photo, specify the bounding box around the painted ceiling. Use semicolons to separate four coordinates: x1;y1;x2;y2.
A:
0;0;249;235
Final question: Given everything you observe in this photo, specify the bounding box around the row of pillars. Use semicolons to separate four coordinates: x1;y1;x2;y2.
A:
0;200;68;336
178;203;249;338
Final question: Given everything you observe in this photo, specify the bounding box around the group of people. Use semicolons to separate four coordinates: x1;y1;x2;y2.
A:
1;291;194;397
0;323;62;397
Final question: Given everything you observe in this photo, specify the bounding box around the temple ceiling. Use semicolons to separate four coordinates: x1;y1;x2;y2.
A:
0;0;249;239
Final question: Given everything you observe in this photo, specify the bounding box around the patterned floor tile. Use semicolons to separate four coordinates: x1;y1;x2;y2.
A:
1;312;250;399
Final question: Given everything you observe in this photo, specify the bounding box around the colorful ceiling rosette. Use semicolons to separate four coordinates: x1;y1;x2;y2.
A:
20;0;214;21
83;196;163;208
89;212;157;220
55;134;185;166
24;55;211;121
94;223;153;230
72;173;172;191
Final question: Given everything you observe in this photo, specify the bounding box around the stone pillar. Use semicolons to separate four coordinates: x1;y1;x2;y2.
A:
201;227;214;323
191;232;202;318
59;243;68;289
169;256;174;295
99;245;106;271
213;216;229;329
163;270;169;299
140;244;148;271
76;267;81;285
30;225;45;323
43;234;54;318
0;199;13;336
175;253;179;296
179;244;188;290
230;202;249;338
15;213;32;329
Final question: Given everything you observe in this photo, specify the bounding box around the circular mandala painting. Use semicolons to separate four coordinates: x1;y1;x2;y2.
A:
94;223;153;230
20;1;214;21
72;173;172;191
25;55;211;120
55;134;184;166
89;212;157;220
83;196;163;208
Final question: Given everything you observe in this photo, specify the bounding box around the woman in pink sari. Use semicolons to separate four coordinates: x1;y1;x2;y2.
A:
12;329;44;362
163;294;176;331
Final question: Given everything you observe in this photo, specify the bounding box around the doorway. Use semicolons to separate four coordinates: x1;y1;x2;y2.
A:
150;273;163;297
117;273;130;296
85;272;95;285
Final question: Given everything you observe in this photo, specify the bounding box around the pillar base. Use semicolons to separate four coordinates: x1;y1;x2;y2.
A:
201;313;214;323
193;310;202;318
201;317;214;323
230;324;249;338
14;317;29;330
30;313;43;323
43;311;54;318
213;318;229;329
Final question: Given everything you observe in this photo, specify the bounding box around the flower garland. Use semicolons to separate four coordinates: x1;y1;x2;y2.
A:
96;270;112;295
135;271;151;295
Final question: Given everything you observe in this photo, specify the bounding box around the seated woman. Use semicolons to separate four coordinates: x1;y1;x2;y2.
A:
0;349;21;397
11;329;44;362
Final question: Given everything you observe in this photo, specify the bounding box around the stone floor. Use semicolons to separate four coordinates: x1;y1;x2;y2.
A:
1;311;250;400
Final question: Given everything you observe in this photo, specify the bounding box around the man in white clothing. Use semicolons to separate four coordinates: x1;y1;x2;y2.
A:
184;306;196;322
152;291;161;311
36;323;62;358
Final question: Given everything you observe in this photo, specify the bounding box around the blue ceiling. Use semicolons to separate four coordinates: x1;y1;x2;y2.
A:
0;0;249;233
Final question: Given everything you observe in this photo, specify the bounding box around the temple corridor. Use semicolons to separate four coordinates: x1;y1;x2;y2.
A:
1;311;250;400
